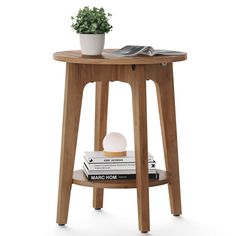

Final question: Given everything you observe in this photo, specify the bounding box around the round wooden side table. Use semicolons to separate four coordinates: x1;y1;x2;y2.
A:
53;49;187;233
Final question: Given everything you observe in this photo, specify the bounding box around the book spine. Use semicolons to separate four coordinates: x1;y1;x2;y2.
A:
85;162;156;170
86;173;159;181
84;156;154;164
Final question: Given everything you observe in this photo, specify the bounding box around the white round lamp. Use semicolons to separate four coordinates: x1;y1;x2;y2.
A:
103;132;127;157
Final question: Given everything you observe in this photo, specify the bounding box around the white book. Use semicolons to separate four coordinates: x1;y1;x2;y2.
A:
83;163;157;175
82;165;159;180
84;151;154;164
84;160;156;170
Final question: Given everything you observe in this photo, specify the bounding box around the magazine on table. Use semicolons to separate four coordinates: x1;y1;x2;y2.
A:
111;45;185;57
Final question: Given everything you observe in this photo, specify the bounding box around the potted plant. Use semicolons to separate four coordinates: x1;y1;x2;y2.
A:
71;7;112;55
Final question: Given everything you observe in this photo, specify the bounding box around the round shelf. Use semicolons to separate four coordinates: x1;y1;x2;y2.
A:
72;169;169;189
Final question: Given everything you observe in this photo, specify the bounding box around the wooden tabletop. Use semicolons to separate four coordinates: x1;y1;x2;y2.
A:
53;49;187;65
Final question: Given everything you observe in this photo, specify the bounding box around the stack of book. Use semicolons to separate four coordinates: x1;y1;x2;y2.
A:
83;151;159;180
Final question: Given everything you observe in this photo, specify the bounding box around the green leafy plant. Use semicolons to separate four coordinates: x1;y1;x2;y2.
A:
71;7;112;34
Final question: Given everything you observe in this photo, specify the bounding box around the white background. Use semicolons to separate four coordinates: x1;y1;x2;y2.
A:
0;0;236;235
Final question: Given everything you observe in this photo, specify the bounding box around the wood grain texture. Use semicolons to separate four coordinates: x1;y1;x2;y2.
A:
93;188;104;209
71;64;170;84
94;81;109;149
53;49;187;65
78;64;132;84
103;151;127;157
154;63;182;216
93;81;109;209
73;169;169;188
56;63;85;225
129;65;150;233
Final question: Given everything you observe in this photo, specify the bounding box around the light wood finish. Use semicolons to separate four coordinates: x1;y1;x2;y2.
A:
54;51;186;232
93;81;109;209
154;63;182;216
103;151;127;157
129;65;150;233
53;50;187;65
93;188;104;209
56;63;85;225
73;169;169;188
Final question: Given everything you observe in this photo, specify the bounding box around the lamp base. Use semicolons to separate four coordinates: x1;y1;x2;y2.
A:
103;151;127;157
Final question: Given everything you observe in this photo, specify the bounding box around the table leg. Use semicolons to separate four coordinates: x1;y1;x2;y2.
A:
154;63;182;216
130;65;150;233
93;81;109;209
56;63;85;225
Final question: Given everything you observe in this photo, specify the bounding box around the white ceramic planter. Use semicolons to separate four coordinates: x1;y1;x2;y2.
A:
80;34;105;55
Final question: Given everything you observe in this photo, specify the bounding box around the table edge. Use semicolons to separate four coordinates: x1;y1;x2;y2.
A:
53;50;187;65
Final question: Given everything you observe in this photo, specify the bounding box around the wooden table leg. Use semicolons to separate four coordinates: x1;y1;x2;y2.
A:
154;63;182;216
56;63;85;225
130;65;150;233
93;81;109;209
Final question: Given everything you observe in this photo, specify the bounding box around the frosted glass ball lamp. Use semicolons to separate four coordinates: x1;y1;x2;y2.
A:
103;132;127;157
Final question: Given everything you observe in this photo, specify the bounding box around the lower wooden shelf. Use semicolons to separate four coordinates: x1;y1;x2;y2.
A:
72;169;169;189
